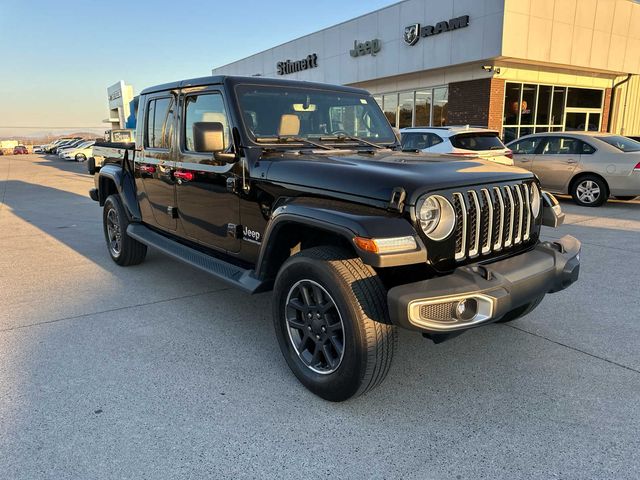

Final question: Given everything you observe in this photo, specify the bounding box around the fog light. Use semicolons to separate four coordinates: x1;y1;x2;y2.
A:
455;298;478;321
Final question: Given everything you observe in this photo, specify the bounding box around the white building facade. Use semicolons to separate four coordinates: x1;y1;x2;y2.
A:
212;0;640;140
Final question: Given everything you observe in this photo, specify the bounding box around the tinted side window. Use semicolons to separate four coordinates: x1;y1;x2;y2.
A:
429;133;443;146
511;137;541;154
450;133;505;151
580;141;595;154
401;133;430;150
541;137;580;155
146;97;174;149
184;93;229;152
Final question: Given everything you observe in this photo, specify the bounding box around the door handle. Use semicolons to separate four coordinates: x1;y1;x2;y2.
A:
566;159;577;164
520;158;530;162
174;170;195;182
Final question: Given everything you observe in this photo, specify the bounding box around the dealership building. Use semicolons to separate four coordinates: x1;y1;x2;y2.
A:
212;0;640;142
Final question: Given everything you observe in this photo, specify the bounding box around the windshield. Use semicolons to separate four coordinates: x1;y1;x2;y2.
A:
235;84;396;145
450;133;506;151
598;135;640;152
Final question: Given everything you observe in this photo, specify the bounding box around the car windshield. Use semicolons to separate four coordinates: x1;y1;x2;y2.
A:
235;84;396;146
598;135;640;152
450;133;506;151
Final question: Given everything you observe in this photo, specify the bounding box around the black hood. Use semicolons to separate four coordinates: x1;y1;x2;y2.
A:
265;150;535;205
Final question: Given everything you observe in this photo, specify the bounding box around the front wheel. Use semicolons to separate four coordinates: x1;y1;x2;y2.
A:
273;247;397;402
103;194;147;266
571;175;608;207
75;153;86;162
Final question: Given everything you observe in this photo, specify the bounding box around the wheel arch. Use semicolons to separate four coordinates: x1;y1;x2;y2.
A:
255;202;426;283
97;165;141;221
569;171;610;197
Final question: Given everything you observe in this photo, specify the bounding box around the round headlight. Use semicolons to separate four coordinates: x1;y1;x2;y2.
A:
531;183;541;218
417;195;455;240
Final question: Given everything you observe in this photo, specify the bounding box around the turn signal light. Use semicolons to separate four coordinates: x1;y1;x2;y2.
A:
354;236;417;254
505;150;513;159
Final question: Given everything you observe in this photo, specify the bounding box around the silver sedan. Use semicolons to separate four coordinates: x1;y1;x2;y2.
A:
507;132;640;207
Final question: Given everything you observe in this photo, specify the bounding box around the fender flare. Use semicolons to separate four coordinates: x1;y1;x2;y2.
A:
255;201;427;279
97;164;142;221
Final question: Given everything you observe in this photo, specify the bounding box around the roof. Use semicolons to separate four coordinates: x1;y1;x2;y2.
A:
139;75;370;96
400;126;499;135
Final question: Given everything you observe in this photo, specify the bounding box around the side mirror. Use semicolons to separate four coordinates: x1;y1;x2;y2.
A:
192;121;225;152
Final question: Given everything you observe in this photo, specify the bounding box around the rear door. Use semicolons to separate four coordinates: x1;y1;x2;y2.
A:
509;136;542;171
175;87;241;252
531;136;581;192
136;94;178;231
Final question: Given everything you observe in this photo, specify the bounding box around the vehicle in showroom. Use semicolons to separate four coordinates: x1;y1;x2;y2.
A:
60;140;95;161
400;126;514;166
13;145;28;154
507;132;640;206
90;76;580;401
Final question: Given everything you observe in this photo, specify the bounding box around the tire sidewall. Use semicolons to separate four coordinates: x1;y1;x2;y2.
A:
103;195;125;262
273;254;367;401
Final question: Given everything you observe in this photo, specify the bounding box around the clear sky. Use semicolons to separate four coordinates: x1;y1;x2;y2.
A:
0;0;394;137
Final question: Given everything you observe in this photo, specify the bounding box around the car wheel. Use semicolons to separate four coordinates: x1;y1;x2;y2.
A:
613;196;637;201
87;157;96;175
103;194;147;266
495;295;545;323
571;175;608;207
75;154;86;162
273;246;397;402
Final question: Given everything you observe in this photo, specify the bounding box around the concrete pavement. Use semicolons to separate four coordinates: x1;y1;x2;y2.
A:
1;154;639;479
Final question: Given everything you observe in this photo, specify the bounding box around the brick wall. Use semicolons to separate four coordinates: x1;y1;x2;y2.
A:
448;78;505;132
601;87;612;132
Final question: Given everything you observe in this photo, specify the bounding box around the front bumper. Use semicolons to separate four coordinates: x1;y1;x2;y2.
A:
387;235;580;334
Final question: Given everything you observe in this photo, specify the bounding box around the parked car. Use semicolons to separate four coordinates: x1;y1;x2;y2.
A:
507;132;640;206
56;139;86;156
33;145;43;153
400;126;514;166
60;141;95;161
44;138;75;153
13;145;28;154
89;75;580;401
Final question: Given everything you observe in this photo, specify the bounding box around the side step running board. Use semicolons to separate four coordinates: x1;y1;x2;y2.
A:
127;223;265;294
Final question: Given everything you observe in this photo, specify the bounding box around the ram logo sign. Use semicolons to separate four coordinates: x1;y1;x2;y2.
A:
403;15;470;46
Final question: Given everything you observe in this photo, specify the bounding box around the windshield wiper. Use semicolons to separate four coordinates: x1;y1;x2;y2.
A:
255;135;333;150
320;134;386;150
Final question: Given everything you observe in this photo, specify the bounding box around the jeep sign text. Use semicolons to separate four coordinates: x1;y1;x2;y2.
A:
350;39;382;58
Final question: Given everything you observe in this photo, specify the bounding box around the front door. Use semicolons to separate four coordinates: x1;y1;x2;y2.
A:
531;136;581;192
175;88;241;252
136;95;177;231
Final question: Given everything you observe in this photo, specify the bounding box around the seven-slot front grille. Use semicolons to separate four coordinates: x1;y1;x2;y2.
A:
452;182;534;262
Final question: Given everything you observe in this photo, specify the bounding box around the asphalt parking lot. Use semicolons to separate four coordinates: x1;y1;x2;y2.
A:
1;153;639;479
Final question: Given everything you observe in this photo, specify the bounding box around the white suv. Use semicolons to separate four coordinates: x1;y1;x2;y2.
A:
400;126;514;166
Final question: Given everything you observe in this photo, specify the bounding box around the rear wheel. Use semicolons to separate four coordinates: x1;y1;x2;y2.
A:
571;175;608;207
273;246;397;402
75;153;86;162
103;194;147;266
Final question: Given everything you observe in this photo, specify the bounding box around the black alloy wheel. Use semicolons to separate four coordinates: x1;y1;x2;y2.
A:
285;279;345;374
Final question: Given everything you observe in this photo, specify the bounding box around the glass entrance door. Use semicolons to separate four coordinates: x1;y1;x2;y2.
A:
564;110;601;132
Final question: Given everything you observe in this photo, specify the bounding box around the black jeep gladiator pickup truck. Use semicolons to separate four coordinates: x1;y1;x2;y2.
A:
90;75;580;401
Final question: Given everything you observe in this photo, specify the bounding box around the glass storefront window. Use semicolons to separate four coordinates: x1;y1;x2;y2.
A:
433;87;448;126
414;90;432;127
502;127;518;144
520;84;537;125
567;88;603;108
504;83;522;125
588;113;601;131
382;93;398;127
536;85;552;125
551;87;566;125
398;92;414;128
